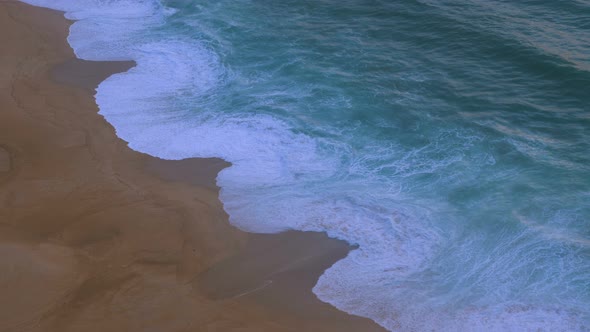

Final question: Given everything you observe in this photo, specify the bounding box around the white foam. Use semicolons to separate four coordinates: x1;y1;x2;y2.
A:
315;226;590;331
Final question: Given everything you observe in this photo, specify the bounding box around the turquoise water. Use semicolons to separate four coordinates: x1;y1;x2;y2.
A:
22;0;590;330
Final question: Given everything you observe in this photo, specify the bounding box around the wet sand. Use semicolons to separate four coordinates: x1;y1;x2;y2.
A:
0;2;385;331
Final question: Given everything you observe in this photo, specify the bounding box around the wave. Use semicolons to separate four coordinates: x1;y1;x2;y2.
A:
19;0;590;330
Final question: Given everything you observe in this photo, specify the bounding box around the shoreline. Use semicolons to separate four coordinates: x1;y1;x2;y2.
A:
0;2;385;331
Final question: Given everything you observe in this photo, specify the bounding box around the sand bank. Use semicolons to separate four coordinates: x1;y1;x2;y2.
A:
0;2;384;331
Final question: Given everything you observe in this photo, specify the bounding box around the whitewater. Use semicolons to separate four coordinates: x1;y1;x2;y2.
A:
20;0;590;330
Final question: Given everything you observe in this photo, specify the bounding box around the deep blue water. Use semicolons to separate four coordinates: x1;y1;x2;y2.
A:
22;0;590;330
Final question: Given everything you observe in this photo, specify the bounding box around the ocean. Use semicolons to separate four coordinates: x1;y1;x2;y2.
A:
20;0;590;330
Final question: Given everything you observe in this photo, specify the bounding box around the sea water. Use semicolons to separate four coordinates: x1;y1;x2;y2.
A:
20;0;590;330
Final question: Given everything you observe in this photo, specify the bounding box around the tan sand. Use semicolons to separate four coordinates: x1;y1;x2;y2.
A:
0;2;385;331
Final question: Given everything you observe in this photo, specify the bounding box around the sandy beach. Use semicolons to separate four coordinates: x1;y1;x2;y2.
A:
0;2;384;331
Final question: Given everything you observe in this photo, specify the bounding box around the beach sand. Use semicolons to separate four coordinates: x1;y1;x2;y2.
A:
0;2;385;331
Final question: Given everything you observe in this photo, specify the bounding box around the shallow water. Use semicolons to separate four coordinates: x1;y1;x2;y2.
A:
21;0;590;330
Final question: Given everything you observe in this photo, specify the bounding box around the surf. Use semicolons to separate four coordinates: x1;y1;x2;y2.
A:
19;0;590;330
